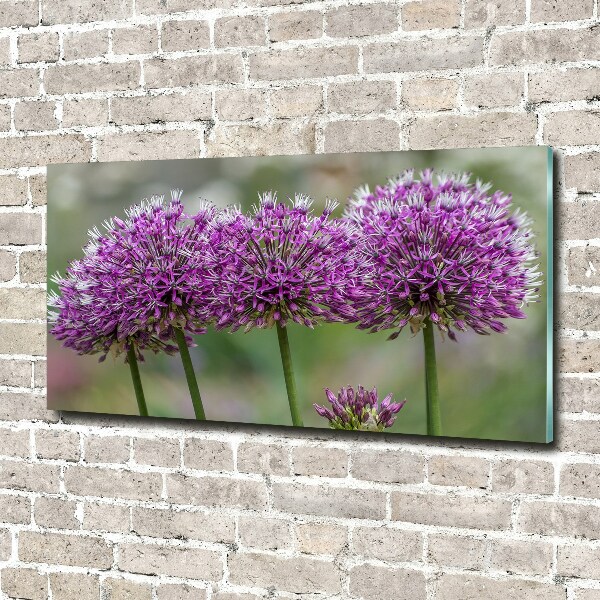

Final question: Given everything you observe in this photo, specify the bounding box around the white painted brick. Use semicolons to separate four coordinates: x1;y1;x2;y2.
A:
436;574;565;600
34;496;80;530
292;445;348;477
229;552;342;594
0;250;17;282
463;73;524;108
557;542;600;579
17;31;59;63
132;506;235;543
349;564;426;600
19;531;113;569
558;377;600;413
492;459;554;494
328;80;396;114
96;130;200;162
237;442;290;475
157;584;207;600
0;460;59;492
136;0;228;15
0;1;39;28
49;573;100;600
102;578;152;600
0;175;28;206
118;543;223;580
529;68;600;103
0;288;46;318
62;98;109;128
19;250;46;283
352;449;425;483
560;463;600;499
63;29;108;60
402;78;457;111
207;121;315;157
545;110;600;146
41;0;133;25
273;481;386;519
0;427;30;458
112;91;211;125
144;54;243;88
269;11;322;42
83;502;130;534
84;434;130;464
0;494;32;524
161;20;210;52
402;0;460;30
270;86;322;118
215;15;266;48
410;112;537;149
392;491;512;530
326;4;398;38
28;176;46;206
353;526;423;562
428;454;489;488
490;28;599;66
14;100;58;132
112;25;158;55
133;436;180;467
2;569;47;600
364;37;484;73
519;500;600;539
167;473;269;509
45;62;141;94
64;465;163;501
248;46;358;80
1;392;58;422
324;118;400;153
296;522;347;556
0;135;92;169
464;0;525;27
427;533;486;569
216;89;267;121
238;515;292;550
0;69;39;99
531;0;593;22
489;538;554;575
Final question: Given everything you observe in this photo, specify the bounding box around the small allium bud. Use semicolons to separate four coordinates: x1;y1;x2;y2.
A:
314;385;405;431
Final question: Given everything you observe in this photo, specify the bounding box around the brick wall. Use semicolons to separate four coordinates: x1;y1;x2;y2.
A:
0;0;598;597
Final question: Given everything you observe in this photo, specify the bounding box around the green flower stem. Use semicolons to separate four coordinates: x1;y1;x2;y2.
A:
423;321;442;436
127;344;148;417
276;322;303;427
175;327;206;421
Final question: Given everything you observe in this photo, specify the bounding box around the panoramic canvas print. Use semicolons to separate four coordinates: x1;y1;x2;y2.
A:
48;146;553;442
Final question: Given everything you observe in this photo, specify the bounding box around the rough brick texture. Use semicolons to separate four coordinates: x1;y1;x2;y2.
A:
0;0;597;596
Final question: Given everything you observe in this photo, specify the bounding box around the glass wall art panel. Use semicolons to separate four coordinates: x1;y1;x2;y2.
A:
47;146;553;442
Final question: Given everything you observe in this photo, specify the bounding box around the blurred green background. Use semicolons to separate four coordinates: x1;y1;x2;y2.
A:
47;147;551;442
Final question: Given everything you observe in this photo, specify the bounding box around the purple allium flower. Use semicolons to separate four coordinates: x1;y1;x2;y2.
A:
345;170;542;340
206;192;367;332
49;191;216;361
314;385;405;431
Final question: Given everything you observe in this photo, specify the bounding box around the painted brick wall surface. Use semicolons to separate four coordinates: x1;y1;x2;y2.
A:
0;0;598;597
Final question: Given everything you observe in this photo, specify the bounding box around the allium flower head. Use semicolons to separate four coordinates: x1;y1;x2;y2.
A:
350;168;473;217
49;191;216;361
345;170;542;340
314;385;405;431
207;192;366;332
